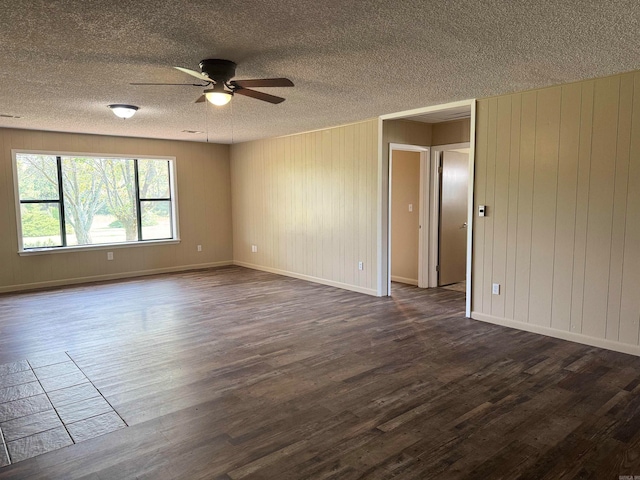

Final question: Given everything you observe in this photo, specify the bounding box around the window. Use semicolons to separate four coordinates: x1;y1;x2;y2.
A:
13;152;178;252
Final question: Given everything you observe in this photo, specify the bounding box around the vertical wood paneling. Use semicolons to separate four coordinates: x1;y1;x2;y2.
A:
606;73;634;341
513;91;537;322
358;122;368;286
482;98;498;311
529;87;561;327
472;100;489;313
324;129;335;281
474;70;640;351
432;118;471;145
582;77;620;339
230;119;379;293
551;83;581;332
570;81;595;334
491;96;511;318
504;94;522;319
619;72;640;345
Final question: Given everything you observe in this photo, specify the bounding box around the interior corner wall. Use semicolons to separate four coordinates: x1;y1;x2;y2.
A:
230;119;379;295
472;70;640;356
0;128;233;292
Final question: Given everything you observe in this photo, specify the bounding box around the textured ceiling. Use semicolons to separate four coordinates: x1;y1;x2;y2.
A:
0;1;639;144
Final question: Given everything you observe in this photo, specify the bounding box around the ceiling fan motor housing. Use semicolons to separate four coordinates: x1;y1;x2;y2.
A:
199;59;237;83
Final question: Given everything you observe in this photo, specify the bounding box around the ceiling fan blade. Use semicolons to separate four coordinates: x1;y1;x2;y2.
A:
231;78;294;88
174;66;213;83
195;95;206;103
234;88;285;104
130;82;205;86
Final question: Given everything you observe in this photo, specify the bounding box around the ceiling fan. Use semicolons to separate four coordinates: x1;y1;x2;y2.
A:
131;59;294;106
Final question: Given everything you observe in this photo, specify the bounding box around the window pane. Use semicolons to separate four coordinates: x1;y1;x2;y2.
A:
138;159;170;199
15;153;176;251
16;154;59;200
61;157;103;246
141;201;172;240
61;156;139;245
20;203;62;248
94;158;138;243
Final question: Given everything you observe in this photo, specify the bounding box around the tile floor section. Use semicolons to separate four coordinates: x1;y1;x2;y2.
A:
0;352;127;466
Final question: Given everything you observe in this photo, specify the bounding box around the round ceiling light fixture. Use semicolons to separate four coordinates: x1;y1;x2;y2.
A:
108;104;139;119
204;84;233;106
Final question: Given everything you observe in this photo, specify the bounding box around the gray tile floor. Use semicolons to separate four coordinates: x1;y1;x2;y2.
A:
0;353;127;466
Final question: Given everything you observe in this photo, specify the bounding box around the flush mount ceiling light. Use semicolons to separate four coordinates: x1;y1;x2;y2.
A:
204;84;233;106
108;104;139;119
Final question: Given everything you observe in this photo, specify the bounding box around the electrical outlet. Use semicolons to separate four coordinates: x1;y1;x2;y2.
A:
197;245;202;252
492;283;500;295
251;245;258;253
107;251;114;261
358;261;363;271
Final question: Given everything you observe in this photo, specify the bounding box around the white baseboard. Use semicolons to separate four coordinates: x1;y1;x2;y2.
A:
472;311;640;357
0;261;234;294
234;261;379;296
391;275;418;286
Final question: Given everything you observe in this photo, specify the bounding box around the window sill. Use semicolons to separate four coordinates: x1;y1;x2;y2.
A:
18;239;181;256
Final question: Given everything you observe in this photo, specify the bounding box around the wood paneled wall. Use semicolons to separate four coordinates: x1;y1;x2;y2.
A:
383;119;432;147
473;71;640;354
230;119;379;295
432;118;471;146
0;128;232;292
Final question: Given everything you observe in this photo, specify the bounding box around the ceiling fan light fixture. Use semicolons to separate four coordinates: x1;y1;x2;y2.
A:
204;85;233;106
108;104;139;119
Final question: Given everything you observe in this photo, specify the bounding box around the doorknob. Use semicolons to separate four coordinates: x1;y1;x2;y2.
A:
461;222;467;229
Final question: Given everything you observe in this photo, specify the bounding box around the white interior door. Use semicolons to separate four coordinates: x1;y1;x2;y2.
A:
438;150;469;286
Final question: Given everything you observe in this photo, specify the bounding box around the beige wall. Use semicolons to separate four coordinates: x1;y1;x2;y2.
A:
380;119;432;291
391;150;420;284
0;128;232;292
230;119;379;295
473;71;640;355
432;118;471;146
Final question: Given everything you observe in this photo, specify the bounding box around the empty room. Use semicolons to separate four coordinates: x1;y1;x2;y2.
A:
1;1;640;479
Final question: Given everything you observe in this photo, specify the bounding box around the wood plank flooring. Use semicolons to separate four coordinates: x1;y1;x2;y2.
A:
0;266;639;479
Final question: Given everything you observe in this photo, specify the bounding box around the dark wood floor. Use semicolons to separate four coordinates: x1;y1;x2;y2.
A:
0;266;639;479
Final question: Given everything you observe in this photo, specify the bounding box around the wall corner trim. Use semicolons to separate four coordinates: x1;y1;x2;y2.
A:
471;312;640;357
233;261;379;297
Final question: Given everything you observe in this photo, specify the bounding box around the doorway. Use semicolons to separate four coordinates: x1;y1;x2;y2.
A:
388;145;430;294
379;100;476;317
429;145;470;289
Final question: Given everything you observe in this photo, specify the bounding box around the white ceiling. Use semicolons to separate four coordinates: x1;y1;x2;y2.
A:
406;105;472;124
0;1;638;144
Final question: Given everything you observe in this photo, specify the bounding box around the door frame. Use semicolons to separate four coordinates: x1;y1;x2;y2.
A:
388;143;430;294
429;142;471;288
378;99;476;318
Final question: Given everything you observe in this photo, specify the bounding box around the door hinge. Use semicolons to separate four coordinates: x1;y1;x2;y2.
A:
436;265;440;272
438;166;443;174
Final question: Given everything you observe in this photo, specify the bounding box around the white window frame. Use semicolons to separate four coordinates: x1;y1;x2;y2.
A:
12;149;180;255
